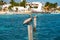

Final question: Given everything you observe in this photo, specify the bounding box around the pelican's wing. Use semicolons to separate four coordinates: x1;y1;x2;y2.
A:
23;18;32;24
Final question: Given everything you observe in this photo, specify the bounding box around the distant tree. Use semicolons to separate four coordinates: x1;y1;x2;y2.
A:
44;2;58;12
9;0;20;10
10;0;20;6
4;2;7;4
45;2;50;7
9;0;27;10
8;5;13;10
53;3;57;8
20;0;26;7
0;0;4;5
10;0;15;6
9;0;15;10
45;2;58;9
0;6;2;11
0;0;6;5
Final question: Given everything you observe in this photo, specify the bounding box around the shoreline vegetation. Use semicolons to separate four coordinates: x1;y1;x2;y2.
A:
0;0;60;14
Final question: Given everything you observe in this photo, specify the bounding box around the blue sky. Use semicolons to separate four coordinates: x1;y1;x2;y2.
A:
3;0;60;5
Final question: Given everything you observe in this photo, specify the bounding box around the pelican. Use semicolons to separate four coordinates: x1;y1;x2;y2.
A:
23;18;32;24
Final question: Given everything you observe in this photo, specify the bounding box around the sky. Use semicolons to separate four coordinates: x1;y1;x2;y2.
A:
3;0;60;5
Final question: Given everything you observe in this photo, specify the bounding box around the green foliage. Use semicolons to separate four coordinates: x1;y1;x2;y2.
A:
8;5;13;10
45;2;58;8
45;2;50;7
0;0;6;5
20;0;26;7
10;0;19;6
53;3;57;8
9;0;27;10
10;0;27;6
11;2;19;6
10;0;15;6
0;6;2;10
9;0;26;10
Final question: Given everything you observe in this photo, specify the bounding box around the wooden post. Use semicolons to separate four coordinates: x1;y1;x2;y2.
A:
28;25;33;40
33;16;36;32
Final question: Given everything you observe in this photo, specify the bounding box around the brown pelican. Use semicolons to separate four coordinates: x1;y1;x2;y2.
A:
23;18;32;24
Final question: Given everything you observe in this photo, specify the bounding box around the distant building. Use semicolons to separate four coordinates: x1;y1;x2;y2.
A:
2;4;11;9
0;4;11;11
1;4;11;11
12;6;26;12
26;2;43;12
31;2;43;12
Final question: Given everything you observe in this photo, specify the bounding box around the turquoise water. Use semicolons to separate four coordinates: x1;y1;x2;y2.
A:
0;14;60;40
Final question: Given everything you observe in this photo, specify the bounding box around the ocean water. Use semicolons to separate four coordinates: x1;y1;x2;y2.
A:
0;13;60;40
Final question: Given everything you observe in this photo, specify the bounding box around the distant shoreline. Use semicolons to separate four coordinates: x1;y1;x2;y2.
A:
0;11;60;15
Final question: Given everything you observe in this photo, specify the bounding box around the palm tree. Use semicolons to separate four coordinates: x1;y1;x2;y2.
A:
44;2;58;12
54;3;57;8
20;0;26;7
45;2;50;7
10;0;15;6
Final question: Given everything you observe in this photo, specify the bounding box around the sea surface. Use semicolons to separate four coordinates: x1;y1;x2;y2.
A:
0;13;60;40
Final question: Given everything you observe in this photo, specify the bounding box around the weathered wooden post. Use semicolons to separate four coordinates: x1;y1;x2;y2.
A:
33;16;36;32
28;25;33;40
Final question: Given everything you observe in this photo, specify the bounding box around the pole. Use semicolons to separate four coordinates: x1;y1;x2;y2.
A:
28;25;33;40
33;16;36;32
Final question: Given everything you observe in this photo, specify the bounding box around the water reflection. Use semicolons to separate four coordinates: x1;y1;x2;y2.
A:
54;36;60;40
